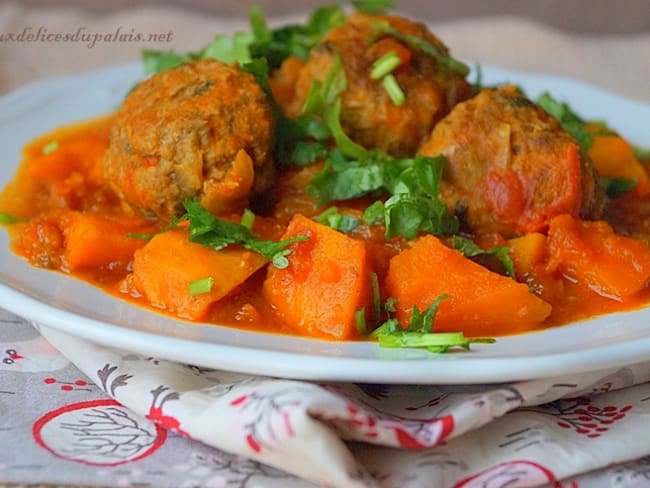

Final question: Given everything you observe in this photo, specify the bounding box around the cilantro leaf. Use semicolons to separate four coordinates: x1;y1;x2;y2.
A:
351;0;395;14
189;277;215;296
377;331;495;352
369;295;496;353
182;199;308;268
633;145;650;161
0;212;22;224
406;295;447;333
384;194;457;239
363;201;386;225
249;5;346;68
537;92;594;150
371;21;470;76
602;177;638;198
451;235;515;278
310;153;458;239
142;49;189;74
314;207;360;233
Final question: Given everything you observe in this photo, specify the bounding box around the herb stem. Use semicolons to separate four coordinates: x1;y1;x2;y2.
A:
188;277;215;296
370;51;402;79
382;74;405;106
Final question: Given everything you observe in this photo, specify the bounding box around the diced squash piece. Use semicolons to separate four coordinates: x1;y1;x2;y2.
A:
385;235;552;337
62;212;150;271
130;228;267;320
508;232;547;279
547;214;650;299
263;214;370;340
588;133;650;197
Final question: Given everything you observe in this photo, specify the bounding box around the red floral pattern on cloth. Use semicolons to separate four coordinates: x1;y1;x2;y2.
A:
3;308;650;487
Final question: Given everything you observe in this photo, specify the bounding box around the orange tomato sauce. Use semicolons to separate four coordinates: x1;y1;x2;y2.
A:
1;116;650;339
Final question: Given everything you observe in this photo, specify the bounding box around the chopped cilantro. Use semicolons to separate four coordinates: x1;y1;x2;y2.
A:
182;199;308;269
351;0;395;14
633;145;650;161
301;53;370;160
370;51;402;80
126;232;155;241
377;331;495;353
363;201;386;225
384;193;457;239
240;209;256;230
200;31;255;65
314;207;360;233
407;295;447;333
369;272;382;326
248;5;346;68
451;235;515;278
0;212;22;224
310;153;458;239
537;92;594;150
371;21;470;76
382;73;406;106
369;295;495;353
142;49;189;74
41;140;59;155
355;307;368;335
603;177;638;198
189;277;215;296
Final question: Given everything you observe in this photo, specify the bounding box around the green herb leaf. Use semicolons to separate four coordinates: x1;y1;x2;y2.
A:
351;0;395;14
355;307;367;335
300;53;370;161
0;212;22;224
537;92;594;150
370;51;402;80
378;330;464;348
377;329;495;352
451;235;515;278
126;232;155;241
603;177;638;198
310;153;458;239
406;295;447;333
240;209;256;230
384;193;458;239
633;145;650;161
363;201;386;225
42;140;59;155
314;207;360;233
372;21;470;76
248;5;346;68
142;49;189;74
382;73;406;106
369;272;382;327
369;317;399;338
188;277;215;296
182;199;308;269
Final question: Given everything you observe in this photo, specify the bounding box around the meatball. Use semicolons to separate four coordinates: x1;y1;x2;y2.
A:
103;59;275;219
420;85;605;235
288;13;473;157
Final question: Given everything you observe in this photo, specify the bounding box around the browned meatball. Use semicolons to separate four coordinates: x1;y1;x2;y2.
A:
103;59;275;219
420;85;605;235
288;13;473;157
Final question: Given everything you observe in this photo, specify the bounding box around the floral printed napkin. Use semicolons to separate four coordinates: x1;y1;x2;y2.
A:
3;307;650;488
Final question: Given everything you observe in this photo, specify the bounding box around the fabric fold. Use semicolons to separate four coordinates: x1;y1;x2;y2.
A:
34;321;650;488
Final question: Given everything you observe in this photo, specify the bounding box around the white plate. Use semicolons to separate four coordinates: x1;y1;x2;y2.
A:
1;63;650;384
